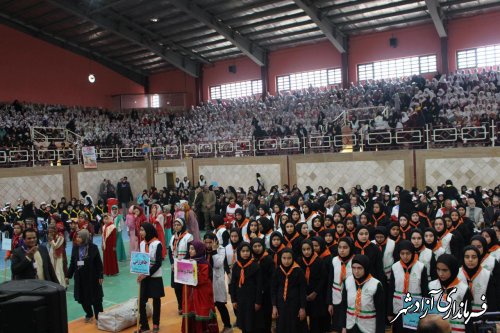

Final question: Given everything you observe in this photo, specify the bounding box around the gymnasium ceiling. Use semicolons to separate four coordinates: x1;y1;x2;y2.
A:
1;0;499;85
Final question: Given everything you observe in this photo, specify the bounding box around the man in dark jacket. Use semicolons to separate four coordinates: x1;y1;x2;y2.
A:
116;177;133;211
11;228;59;283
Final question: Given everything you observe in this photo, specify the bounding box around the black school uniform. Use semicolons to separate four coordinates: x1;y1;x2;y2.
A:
299;254;329;333
230;259;262;333
255;253;275;333
271;264;308;333
283;232;303;259
353;241;385;282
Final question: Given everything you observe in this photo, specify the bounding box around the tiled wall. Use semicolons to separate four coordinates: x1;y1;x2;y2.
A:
71;162;148;202
289;151;415;190
295;160;405;190
0;166;70;205
416;148;500;189
198;163;282;189
0;148;498;205
193;156;288;190
0;174;65;205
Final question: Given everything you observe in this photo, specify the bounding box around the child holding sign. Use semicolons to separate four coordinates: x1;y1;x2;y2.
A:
181;240;219;333
137;223;165;333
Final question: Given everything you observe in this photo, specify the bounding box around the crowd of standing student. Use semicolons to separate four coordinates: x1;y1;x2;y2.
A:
2;176;500;332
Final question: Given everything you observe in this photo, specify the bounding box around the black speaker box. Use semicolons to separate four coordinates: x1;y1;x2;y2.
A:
0;280;68;333
228;65;237;73
390;37;398;48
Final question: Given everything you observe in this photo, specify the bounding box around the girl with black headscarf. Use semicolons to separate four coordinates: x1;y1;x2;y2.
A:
322;229;337;255
388;240;428;333
302;202;318;230
268;231;285;267
271;248;308;333
458;246;497;313
283;220;302;259
353;226;384;282
470;235;500;286
298;239;328;333
373;226;396;282
340;254;386;333
423;227;445;259
410;229;437;281
251;238;274;333
428;254;473;333
371;202;388;227
328;237;355;332
138;223;165;333
230;242;262;333
223;228;242;280
310;215;325;237
481;228;500;260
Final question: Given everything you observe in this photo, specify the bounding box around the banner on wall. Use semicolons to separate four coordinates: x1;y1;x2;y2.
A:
82;146;98;169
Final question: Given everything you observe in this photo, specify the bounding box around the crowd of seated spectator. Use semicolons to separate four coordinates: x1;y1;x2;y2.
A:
1;69;499;149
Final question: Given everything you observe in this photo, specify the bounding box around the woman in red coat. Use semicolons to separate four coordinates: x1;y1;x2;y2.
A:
149;204;167;258
133;205;147;248
182;240;219;333
102;213;119;276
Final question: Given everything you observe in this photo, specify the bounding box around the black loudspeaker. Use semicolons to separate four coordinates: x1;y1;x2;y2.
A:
389;37;398;48
228;65;237;73
0;280;68;333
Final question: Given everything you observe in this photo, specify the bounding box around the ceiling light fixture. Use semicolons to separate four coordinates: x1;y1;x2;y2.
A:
150;17;159;23
88;74;96;83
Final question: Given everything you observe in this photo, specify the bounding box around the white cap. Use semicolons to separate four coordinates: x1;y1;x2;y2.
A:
460;195;467;199
394;191;399;195
430;197;437;201
482;194;489;199
40;202;47;206
361;192;367;196
437;192;444;196
372;197;378;201
392;197;398;201
412;196;418;201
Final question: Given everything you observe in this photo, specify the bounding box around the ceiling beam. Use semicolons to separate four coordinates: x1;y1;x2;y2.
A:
167;0;267;66
425;0;447;37
103;9;210;64
89;0;131;14
46;0;202;77
0;11;147;86
292;0;346;53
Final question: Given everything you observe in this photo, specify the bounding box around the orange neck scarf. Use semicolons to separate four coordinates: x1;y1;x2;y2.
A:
280;263;300;301
461;267;482;294
442;277;460;302
146;237;158;253
302;253;318;283
284;233;299;248
400;256;418;293
372;213;386;227
355;274;373;315
320;248;332;259
236;258;254;287
355;241;370;255
273;244;285;266
173;231;187;253
376;239;387;252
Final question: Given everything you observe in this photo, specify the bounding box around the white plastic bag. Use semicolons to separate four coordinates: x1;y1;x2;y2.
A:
97;297;152;332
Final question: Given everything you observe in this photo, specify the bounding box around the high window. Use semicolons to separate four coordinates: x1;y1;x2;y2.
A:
358;54;437;81
276;68;342;92
210;80;262;100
